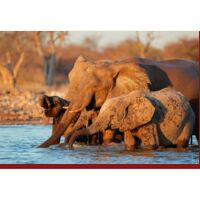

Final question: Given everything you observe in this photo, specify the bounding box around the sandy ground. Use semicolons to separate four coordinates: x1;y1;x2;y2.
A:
0;88;66;125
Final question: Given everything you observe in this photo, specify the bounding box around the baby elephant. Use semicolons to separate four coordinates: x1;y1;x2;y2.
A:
39;95;70;144
66;87;195;150
39;95;70;118
38;95;101;145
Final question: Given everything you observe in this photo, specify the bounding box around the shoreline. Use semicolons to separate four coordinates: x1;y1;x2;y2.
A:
0;120;49;125
0;89;62;126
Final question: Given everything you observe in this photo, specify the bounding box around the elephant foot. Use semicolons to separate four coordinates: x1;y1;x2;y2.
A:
103;130;113;145
90;134;97;145
124;131;137;151
125;144;136;151
58;143;65;147
151;144;158;150
176;139;188;148
113;133;123;143
103;140;112;146
194;132;199;144
69;145;74;150
143;144;158;150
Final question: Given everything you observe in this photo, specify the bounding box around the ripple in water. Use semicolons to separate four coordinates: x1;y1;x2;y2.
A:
0;125;199;164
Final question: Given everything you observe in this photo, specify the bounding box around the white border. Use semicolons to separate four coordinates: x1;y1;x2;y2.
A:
0;169;199;200
0;0;199;199
0;0;199;30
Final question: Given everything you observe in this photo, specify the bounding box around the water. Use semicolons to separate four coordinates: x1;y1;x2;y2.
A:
0;125;199;164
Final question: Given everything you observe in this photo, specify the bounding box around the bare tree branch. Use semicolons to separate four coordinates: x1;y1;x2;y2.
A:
6;51;12;65
0;63;13;88
135;31;145;57
33;32;44;57
57;31;68;47
135;31;158;57
48;31;56;54
13;52;25;79
144;32;157;54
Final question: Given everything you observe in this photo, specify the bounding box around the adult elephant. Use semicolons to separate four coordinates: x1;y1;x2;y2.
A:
66;87;194;150
39;56;198;147
134;57;198;100
135;57;199;140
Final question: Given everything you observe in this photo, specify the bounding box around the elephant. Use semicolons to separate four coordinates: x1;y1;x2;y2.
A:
39;56;198;148
66;87;195;150
38;56;151;147
134;57;199;140
38;95;70;144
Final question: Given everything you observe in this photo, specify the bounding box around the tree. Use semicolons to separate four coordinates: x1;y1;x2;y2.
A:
135;31;159;57
82;34;101;51
101;32;161;60
0;32;25;91
163;37;199;61
32;31;68;86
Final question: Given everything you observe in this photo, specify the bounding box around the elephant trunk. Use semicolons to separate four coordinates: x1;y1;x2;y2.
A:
67;117;103;149
38;109;77;148
39;90;94;148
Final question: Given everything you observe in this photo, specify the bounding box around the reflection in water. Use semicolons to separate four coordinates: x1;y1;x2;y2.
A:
0;125;199;164
120;149;156;158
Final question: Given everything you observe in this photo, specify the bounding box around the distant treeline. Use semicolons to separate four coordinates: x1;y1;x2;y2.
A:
0;32;198;91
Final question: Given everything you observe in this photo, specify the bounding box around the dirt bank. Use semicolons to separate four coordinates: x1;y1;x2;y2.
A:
0;89;66;125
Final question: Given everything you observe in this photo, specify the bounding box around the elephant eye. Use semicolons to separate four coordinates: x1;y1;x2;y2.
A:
53;101;60;107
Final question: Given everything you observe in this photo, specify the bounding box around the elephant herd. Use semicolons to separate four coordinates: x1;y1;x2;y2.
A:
38;56;199;151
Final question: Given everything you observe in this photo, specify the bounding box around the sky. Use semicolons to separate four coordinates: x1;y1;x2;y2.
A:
66;31;198;49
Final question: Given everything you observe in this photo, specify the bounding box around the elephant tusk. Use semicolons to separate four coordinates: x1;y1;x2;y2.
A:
69;108;82;113
44;108;51;112
62;106;69;110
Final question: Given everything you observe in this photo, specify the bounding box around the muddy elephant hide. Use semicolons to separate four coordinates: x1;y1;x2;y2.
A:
67;87;195;149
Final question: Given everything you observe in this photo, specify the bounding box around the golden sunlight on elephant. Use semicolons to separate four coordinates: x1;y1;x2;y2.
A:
67;87;194;150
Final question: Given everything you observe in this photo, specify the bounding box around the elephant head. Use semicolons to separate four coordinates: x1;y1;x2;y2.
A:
39;95;70;118
39;56;151;147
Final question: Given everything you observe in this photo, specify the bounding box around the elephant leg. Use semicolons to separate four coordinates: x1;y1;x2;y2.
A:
64;110;89;144
103;130;113;145
90;134;97;145
176;113;194;148
134;123;158;149
64;123;74;137
52;118;63;144
64;123;75;144
114;132;123;143
124;131;136;151
189;99;199;143
42;116;50;125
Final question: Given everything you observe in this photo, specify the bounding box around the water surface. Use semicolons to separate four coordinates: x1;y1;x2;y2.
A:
0;125;199;164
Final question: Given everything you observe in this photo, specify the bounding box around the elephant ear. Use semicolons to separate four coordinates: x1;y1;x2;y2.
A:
52;96;70;109
107;62;151;99
145;96;166;122
119;93;155;132
39;95;53;108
